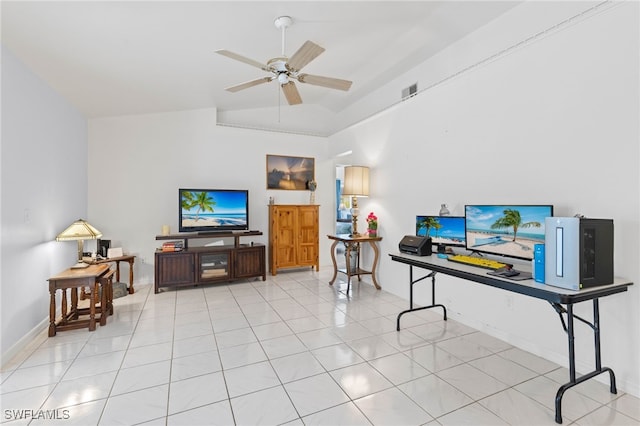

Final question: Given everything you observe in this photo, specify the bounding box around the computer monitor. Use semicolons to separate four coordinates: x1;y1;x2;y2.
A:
416;215;466;251
464;204;553;261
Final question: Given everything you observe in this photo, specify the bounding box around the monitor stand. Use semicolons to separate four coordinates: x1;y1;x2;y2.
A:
437;244;455;254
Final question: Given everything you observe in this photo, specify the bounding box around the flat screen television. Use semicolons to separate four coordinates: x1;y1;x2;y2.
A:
416;216;466;250
179;189;249;233
464;204;553;261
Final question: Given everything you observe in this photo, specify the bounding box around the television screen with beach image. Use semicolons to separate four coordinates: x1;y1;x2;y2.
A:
464;205;553;260
179;189;249;232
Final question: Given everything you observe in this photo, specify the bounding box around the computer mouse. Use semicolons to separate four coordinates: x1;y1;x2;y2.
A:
502;270;520;277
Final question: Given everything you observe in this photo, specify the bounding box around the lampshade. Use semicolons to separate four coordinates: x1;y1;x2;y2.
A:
56;219;102;268
343;166;370;197
56;219;102;241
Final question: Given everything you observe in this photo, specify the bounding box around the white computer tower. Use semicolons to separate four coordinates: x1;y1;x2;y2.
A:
544;217;613;290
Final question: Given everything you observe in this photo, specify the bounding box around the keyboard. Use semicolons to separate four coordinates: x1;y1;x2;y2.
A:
447;254;507;270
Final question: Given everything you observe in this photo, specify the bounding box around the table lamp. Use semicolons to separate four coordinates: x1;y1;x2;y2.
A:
56;219;103;268
343;165;370;237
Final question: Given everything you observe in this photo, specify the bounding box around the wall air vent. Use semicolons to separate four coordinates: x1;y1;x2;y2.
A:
401;83;418;100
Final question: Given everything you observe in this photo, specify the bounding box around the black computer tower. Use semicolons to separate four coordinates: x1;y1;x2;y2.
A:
97;239;111;258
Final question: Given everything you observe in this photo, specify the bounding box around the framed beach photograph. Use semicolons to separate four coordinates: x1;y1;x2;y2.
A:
266;155;315;190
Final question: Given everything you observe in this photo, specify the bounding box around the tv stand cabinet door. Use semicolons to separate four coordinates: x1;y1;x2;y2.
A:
155;252;195;292
197;251;231;283
235;245;266;280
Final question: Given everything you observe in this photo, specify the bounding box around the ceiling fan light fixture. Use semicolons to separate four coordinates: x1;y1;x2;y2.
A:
277;73;289;85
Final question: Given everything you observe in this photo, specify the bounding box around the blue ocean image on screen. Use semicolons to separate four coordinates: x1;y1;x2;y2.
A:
181;190;248;226
465;205;551;240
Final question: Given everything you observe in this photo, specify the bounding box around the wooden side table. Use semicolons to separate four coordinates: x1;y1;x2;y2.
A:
88;254;136;294
328;234;383;294
47;264;114;337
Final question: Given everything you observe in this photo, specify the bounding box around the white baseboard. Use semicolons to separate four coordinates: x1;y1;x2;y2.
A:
1;317;48;370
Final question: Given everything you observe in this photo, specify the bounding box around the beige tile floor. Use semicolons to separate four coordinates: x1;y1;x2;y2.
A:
1;267;638;425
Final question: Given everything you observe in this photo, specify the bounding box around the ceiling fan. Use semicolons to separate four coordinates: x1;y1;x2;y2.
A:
216;16;352;105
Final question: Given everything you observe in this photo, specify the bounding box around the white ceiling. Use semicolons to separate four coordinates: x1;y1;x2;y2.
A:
1;1;520;134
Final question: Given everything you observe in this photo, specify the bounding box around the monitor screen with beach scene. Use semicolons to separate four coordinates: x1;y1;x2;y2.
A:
179;189;249;233
416;216;466;248
464;205;553;261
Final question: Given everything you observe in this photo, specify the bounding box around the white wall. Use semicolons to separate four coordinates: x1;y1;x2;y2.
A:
1;46;88;356
330;1;639;396
87;109;333;283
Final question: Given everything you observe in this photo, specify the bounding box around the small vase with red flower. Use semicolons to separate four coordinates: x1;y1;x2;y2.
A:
366;212;378;237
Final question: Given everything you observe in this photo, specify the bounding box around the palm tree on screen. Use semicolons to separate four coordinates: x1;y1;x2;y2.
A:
188;191;216;221
419;217;442;238
490;209;541;241
181;191;196;211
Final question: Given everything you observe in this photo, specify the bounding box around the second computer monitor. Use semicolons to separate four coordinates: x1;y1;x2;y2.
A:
416;216;466;251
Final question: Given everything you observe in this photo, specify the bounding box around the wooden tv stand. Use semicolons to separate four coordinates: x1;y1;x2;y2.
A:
154;231;265;293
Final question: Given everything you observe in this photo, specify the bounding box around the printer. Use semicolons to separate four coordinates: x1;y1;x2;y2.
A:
399;235;432;256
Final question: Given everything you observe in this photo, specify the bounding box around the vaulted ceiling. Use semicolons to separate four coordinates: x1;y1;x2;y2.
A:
2;1;520;135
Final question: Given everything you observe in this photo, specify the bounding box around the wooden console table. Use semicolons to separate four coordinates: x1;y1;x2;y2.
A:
91;254;136;294
328;234;382;294
47;264;115;337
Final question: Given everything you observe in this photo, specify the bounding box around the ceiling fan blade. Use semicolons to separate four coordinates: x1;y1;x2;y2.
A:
297;73;352;91
216;49;269;72
225;77;272;93
281;81;302;105
287;41;325;72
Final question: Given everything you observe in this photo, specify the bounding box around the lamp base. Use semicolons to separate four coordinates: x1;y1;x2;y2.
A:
350;196;360;237
70;261;90;269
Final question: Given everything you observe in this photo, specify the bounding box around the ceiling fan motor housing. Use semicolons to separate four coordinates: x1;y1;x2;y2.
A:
267;58;289;72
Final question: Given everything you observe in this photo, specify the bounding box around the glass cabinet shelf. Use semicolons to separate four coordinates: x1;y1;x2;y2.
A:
199;253;229;281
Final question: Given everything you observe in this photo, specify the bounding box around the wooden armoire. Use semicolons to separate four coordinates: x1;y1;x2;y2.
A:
268;205;319;275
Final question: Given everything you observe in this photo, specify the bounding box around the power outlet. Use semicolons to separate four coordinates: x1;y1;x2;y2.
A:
505;295;514;310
